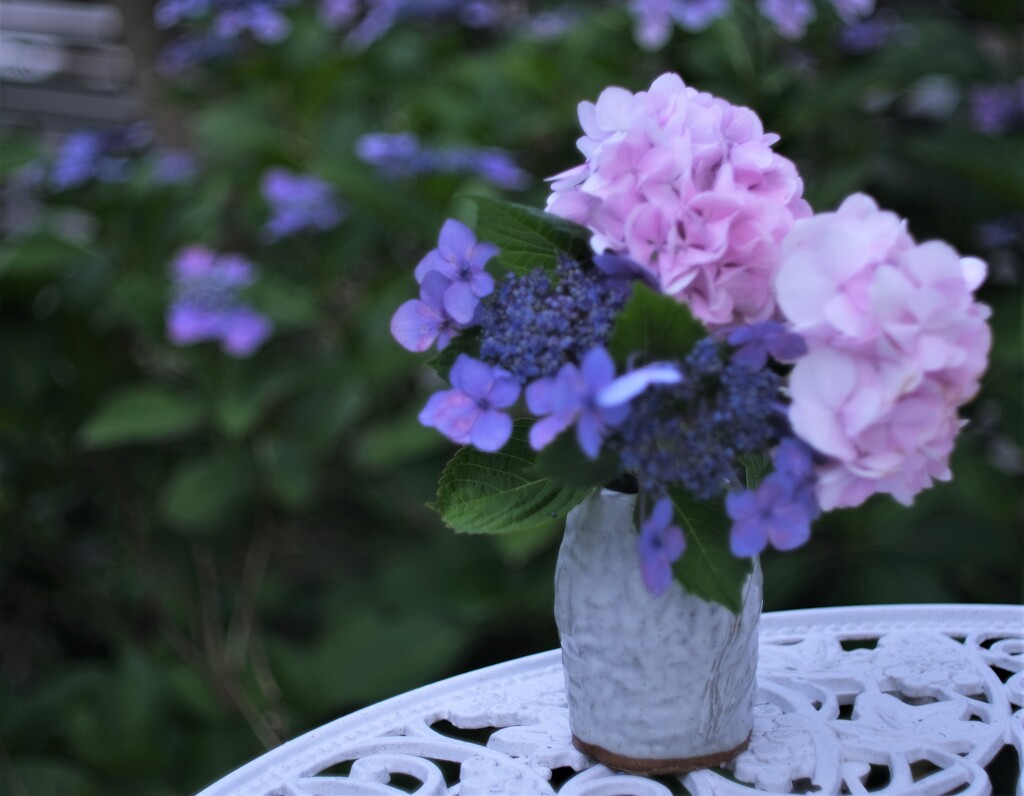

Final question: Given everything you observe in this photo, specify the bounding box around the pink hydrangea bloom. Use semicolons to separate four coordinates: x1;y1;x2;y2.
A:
546;73;810;327
777;193;992;510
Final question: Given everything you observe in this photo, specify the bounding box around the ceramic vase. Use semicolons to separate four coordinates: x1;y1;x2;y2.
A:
554;488;762;775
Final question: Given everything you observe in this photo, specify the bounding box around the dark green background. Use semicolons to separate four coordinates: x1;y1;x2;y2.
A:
1;2;1021;793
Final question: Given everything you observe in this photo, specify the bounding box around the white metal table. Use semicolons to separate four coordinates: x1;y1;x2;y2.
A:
198;604;1024;795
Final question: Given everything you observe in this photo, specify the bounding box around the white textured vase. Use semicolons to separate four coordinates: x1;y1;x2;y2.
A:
554;489;762;775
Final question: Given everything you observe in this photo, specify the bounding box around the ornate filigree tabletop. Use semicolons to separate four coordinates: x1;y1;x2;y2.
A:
197;604;1024;796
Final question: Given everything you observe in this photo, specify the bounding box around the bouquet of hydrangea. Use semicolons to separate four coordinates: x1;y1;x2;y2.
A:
391;73;991;611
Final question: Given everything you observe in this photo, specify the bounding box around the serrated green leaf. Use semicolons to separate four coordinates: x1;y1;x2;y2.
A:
608;283;704;365
535;428;621;489
470;196;591;276
669;488;752;614
79;386;205;449
430;419;592;534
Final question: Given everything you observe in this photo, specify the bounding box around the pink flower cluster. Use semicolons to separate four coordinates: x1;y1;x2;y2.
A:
546;73;810;327
776;194;992;510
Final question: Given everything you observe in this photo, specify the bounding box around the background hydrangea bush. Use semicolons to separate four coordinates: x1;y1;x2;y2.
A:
0;1;1021;793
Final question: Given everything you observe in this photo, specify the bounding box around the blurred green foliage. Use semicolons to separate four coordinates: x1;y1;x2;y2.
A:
1;2;1021;793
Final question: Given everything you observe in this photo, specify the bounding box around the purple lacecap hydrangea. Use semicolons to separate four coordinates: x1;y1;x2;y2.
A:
419;355;520;452
355;132;529;190
166;245;273;357
479;258;626;382
614;339;784;501
261;168;344;241
637;497;686;595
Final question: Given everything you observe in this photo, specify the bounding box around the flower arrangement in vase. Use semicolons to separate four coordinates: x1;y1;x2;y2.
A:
390;74;992;774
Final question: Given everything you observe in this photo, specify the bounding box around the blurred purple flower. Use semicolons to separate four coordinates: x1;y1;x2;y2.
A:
419;355;520;451
261;167;344;241
413;219;497;324
637;497;685;595
157;33;240;74
726;472;811;556
152;149;200;185
758;0;816;40
154;0;211;28
727;321;807;370
49;132;105;190
356;132;528;190
214;5;291;42
167;245;273;357
49;125;151;191
828;0;873;21
976;215;1023;250
838;16;898;54
969;83;1023;137
318;0;358;28
390;271;467;352
525;346;628;458
629;0;730;50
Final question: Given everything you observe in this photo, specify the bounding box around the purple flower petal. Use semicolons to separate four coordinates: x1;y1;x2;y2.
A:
529;413;572;451
767;503;811;550
526;378;556;415
468;241;501;272
438;219;477;263
471;409;513;452
390;298;442;352
431;393;478;445
597;363;683;407
414;249;451;283
575;411;603;459
449;355;494;400
443;279;480;325
221;309;273;357
579;346;616;389
487;374;521;409
730;517;768;556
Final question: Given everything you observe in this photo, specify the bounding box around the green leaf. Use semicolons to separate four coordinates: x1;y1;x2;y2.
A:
669;488;752;614
427;330;481;381
608;283;704;365
740;453;771;491
158;449;254;535
470;196;591;276
0;234;103;280
430;419;593;534
535;428;621;489
254;433;318;511
79;386;205;449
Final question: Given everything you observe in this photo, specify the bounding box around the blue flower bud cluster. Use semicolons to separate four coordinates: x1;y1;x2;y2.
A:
478;256;626;381
613;339;783;501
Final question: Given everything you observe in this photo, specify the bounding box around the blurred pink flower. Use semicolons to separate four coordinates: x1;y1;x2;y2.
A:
546;73;810;327
778;193;992;510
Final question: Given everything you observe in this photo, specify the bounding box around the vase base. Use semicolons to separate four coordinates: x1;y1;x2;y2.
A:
571;732;751;776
